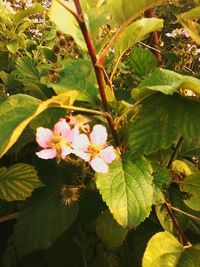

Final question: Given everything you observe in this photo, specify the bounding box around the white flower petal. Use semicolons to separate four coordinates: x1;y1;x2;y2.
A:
90;124;108;147
74;150;90;161
54;119;70;138
90;157;108;173
100;146;116;163
36;148;57;159
61;146;73;159
73;133;90;151
36;127;53;148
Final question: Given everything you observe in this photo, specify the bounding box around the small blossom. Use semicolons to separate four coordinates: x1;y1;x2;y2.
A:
73;124;116;173
36;119;79;160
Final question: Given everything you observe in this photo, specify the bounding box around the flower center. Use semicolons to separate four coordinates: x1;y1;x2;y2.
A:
50;135;69;150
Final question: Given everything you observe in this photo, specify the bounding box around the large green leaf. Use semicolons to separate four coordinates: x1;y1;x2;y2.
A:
180;171;200;211
0;163;43;201
0;91;77;158
138;68;200;95
48;59;98;102
96;156;153;228
49;0;86;50
143;231;200;267
114;18;163;69
128;93;200;158
108;0;164;24
13;177;78;258
96;209;127;249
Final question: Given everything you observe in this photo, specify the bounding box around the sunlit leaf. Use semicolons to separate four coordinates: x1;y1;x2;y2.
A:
114;18;163;70
96;156;153;228
108;0;164;24
143;231;200;267
137;68;200;95
180;171;200;211
49;0;86;50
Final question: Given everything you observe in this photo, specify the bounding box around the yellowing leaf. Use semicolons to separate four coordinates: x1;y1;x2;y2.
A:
0;91;77;158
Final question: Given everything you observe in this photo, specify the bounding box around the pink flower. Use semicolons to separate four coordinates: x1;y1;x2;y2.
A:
36;119;79;160
73;124;116;173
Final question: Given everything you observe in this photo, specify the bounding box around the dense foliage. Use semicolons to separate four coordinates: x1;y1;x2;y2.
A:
0;0;200;266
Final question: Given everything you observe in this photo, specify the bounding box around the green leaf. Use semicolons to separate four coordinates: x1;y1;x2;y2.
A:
49;0;86;50
138;68;200;95
178;7;200;21
114;18;163;69
0;91;77;158
48;59;98;103
16;56;40;83
180;171;200;211
172;160;194;177
0;163;43;201
13;3;44;27
96;209;127;249
180;137;200;157
152;163;171;205
143;231;200;267
128;93;200;158
179;19;200;45
128;47;157;78
152;162;171;189
13;177;78;258
108;0;164;24
178;7;200;45
96;156;153;228
155;205;173;232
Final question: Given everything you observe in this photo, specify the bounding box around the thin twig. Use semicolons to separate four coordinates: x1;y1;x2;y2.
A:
138;41;161;54
167;136;184;168
73;0;120;147
169;205;200;223
164;202;191;246
0;212;18;223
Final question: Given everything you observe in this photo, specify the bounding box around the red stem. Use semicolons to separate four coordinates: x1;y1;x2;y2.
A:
73;0;120;147
145;8;162;66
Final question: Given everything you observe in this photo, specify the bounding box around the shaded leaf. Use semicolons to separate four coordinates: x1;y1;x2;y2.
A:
48;59;98;102
13;177;78;258
128;47;157;78
128;93;200;158
0;163;43;201
96;209;127;249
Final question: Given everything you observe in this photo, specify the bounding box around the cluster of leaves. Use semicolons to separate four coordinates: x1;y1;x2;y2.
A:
0;0;200;266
